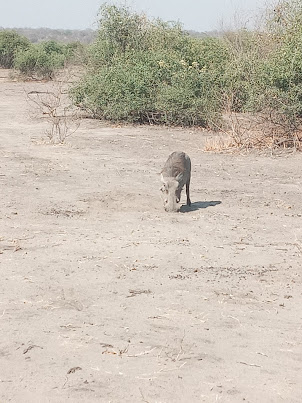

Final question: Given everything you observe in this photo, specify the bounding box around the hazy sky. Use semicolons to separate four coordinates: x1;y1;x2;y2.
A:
1;0;275;32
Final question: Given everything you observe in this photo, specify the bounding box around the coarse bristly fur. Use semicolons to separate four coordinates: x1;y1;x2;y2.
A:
160;151;191;212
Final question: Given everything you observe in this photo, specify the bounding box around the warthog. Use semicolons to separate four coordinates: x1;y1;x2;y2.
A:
160;151;191;212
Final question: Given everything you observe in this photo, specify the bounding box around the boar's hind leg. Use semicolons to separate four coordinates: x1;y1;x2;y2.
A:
186;181;191;206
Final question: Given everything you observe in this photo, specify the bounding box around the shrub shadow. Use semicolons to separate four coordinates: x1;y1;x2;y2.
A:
180;200;221;213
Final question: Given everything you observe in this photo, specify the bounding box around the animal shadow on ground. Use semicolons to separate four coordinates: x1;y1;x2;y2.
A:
180;200;221;213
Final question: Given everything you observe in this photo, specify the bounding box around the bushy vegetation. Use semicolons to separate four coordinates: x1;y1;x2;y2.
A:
71;5;229;127
2;1;302;149
14;43;65;79
70;1;302;149
0;30;85;79
0;30;31;68
9;37;83;79
221;0;302;148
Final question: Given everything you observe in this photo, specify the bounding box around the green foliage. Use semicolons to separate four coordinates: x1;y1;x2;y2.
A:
72;50;222;125
70;0;302;143
0;30;31;68
153;53;223;126
40;40;66;55
222;1;302;141
14;44;66;79
267;0;302;38
72;4;229;127
64;41;86;63
222;30;267;112
260;33;302;132
96;4;149;55
12;39;86;79
0;30;86;79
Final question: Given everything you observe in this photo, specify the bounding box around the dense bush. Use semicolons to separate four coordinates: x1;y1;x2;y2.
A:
3;3;302;146
220;1;302;147
13;40;85;79
14;44;66;79
64;41;86;63
40;40;66;55
71;5;229;127
69;1;301;147
72;49;226;125
0;30;85;79
0;30;31;68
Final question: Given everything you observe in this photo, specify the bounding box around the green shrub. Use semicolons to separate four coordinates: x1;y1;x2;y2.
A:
0;30;31;68
71;51;163;122
40;40;66;55
71;46;225;126
155;62;222;126
222;2;302;141
259;35;302;134
70;0;302;146
12;39;86;79
211;1;302;149
64;41;86;63
71;5;229;127
14;45;65;79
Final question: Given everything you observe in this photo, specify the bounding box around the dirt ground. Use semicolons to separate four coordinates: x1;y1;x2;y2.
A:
0;69;301;403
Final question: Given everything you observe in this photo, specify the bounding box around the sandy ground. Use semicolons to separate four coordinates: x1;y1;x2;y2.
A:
0;69;301;403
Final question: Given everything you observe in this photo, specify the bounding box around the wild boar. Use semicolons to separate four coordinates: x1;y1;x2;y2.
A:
160;151;191;212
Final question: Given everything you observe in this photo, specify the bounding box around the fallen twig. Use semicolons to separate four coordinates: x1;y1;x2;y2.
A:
67;367;82;374
23;344;43;354
127;289;152;298
238;361;261;368
127;347;157;358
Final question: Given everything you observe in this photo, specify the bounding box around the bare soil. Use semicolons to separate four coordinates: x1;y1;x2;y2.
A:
0;69;301;403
